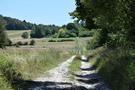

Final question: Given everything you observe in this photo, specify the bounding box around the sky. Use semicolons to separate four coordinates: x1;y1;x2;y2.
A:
0;0;76;26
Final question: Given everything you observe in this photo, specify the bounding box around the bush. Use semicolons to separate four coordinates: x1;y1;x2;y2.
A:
60;39;74;42
6;38;12;46
14;41;29;47
86;29;110;49
0;16;7;48
48;39;75;42
23;42;28;45
21;32;29;39
16;41;23;45
48;39;57;42
29;40;35;45
79;31;93;37
15;44;20;48
96;48;135;90
0;55;22;89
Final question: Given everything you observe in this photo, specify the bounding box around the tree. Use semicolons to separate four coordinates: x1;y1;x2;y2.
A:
30;24;60;38
0;16;8;48
21;32;29;39
71;0;135;47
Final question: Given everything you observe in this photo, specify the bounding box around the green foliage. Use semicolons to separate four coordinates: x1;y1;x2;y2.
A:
72;0;135;48
0;55;22;90
6;38;12;46
21;32;29;39
30;24;60;38
23;42;28;45
72;37;87;55
0;16;8;48
86;29;109;49
0;49;70;80
72;1;135;89
48;38;75;42
29;40;35;45
69;57;81;80
15;41;29;46
4;16;33;30
16;41;23;45
79;31;92;37
93;48;135;90
2;14;92;39
53;28;77;38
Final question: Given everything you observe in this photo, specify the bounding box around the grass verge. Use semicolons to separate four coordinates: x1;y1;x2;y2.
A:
69;56;81;80
90;47;135;90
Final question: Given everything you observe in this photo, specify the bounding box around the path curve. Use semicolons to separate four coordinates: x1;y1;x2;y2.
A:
33;55;76;89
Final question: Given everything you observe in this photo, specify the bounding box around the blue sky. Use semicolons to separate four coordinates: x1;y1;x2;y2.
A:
0;0;76;26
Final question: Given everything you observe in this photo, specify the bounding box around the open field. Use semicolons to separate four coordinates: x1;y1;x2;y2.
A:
0;48;71;79
6;30;92;52
0;30;95;90
6;30;31;39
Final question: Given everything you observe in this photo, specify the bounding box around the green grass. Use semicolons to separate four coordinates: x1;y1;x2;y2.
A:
6;30;91;52
89;47;135;90
69;56;81;80
0;48;71;80
0;77;13;90
0;48;71;89
2;49;69;79
48;38;75;42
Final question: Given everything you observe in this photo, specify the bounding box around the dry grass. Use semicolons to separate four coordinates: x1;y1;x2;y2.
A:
6;30;91;52
0;48;71;79
6;30;31;40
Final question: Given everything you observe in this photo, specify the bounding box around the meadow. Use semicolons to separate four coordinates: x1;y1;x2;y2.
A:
6;30;91;52
0;30;91;90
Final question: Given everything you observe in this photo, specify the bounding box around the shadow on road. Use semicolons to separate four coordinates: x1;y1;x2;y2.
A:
14;79;89;90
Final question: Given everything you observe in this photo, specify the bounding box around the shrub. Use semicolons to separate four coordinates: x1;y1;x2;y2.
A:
86;29;110;49
48;39;75;42
0;55;22;89
96;48;135;90
29;40;35;45
6;38;12;46
79;31;92;37
60;39;74;42
15;44;19;48
21;32;29;39
23;42;28;45
16;41;23;45
48;39;56;42
0;16;7;48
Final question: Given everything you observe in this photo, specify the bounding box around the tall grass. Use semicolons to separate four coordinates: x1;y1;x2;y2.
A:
0;48;70;79
0;48;70;89
91;47;135;90
69;57;81;80
72;37;87;55
0;55;22;90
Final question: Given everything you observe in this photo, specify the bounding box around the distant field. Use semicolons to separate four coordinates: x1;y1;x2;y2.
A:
6;30;31;39
6;30;92;51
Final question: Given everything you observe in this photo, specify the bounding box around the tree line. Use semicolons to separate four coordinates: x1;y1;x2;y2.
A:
70;0;135;47
1;15;92;38
0;14;93;48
